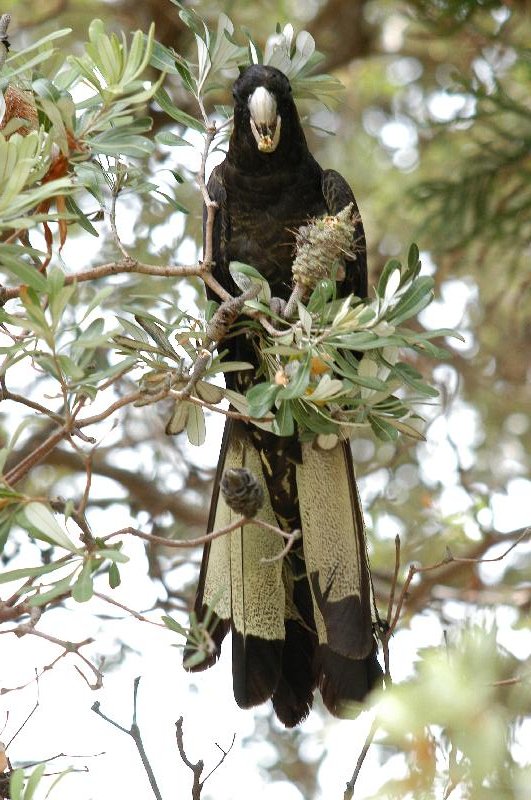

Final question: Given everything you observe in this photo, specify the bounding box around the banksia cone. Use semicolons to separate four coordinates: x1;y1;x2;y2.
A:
221;468;264;518
291;203;357;293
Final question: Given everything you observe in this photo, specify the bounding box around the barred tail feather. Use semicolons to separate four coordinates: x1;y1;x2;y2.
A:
185;420;286;708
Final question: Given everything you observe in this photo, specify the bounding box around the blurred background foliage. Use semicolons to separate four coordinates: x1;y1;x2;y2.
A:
1;0;530;798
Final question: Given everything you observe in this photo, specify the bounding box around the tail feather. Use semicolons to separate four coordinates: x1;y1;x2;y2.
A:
296;440;374;659
272;619;316;726
185;421;383;724
185;419;286;708
316;643;383;718
272;544;318;726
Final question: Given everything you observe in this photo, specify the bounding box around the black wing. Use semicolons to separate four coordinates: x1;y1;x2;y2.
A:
322;168;368;300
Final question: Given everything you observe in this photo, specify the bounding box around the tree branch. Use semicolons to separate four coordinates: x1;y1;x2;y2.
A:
92;677;163;800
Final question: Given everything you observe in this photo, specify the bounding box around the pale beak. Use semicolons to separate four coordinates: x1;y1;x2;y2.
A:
248;86;281;153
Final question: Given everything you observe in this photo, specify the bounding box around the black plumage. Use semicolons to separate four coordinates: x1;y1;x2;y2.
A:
184;64;382;725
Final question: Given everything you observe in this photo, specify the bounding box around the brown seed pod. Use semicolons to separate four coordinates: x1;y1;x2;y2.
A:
0;85;38;136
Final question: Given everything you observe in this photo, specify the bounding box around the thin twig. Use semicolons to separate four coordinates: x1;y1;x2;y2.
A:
0;259;219;304
92;677;163;800
93;591;167;628
175;716;203;799
175;716;234;800
109;168;131;261
387;527;531;637
104;513;298;550
344;719;378;800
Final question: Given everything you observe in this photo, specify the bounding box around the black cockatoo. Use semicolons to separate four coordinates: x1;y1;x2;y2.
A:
185;64;383;726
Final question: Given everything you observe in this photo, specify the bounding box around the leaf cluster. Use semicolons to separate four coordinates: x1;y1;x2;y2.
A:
233;245;459;444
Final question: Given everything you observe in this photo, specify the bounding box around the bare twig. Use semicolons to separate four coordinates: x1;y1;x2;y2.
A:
8;616;103;690
380;534;401;681
93;592;167;628
387;527;531;637
104;513;299;551
175;716;235;800
0;258;222;304
109;166;131;261
344;718;378;800
92;677;163;800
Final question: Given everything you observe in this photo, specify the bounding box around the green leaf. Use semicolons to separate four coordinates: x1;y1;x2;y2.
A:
154;88;205;131
229;261;271;304
186;403;206;446
28;572;77;607
109;562;121;588
273;400;295;436
154;190;189;214
148;39;181;75
64;195;100;236
378;258;401;297
155;130;190;147
23;763;46;800
72;559;94;602
306;279;335;315
24;503;79;552
387;277;434;325
9;769;25;800
162;614;188;635
383;416;426;441
277;356;311;400
89;130;155;158
81;287;114;321
0;559;71;585
368;414;399;442
195;381;224;404
247;382;280;417
1;259;48;292
96;548;129;563
166;401;189;435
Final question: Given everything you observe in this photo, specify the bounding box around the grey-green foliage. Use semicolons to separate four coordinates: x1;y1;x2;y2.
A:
236;244;458;443
370;625;530;799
